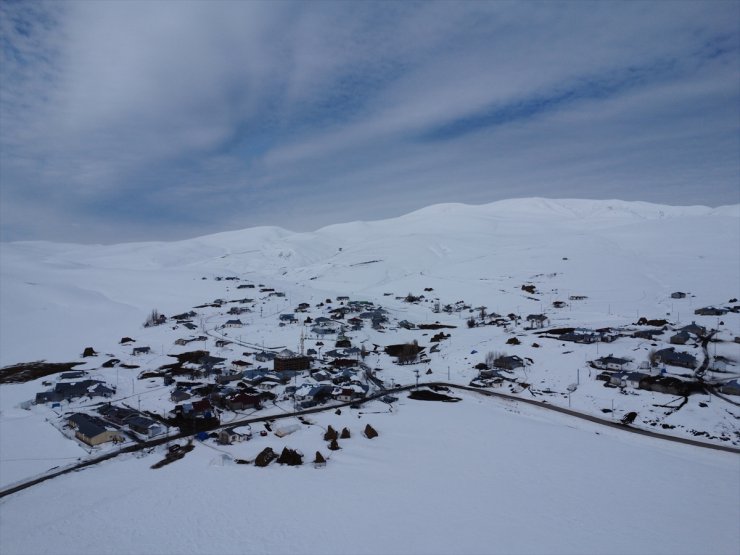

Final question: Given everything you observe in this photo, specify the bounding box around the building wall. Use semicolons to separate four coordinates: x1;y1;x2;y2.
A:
274;356;311;372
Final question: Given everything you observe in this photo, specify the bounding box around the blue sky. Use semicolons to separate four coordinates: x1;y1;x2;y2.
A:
1;0;738;243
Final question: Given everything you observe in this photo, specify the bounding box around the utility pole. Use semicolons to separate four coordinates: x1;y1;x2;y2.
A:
414;369;420;389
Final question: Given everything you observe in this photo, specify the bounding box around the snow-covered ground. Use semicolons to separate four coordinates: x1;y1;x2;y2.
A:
1;198;739;554
1;391;738;555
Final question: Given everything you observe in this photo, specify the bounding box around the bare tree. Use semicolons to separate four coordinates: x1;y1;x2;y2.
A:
648;348;660;367
485;350;506;368
144;308;164;327
398;340;420;364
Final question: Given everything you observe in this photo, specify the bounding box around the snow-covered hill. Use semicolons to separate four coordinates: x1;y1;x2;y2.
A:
2;198;738;366
1;198;739;555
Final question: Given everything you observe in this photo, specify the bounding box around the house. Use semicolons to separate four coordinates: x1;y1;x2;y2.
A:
552;301;567;309
348;317;364;329
334;387;357;402
254;375;281;390
177;399;214;419
694;307;727;316
59;371;86;380
294;384;323;402
526;314;548;329
171;388;191;402
132;346;151;356
296;303;311;312
670;331;691;345
311;324;336;336
592;355;630;371
224;319;243;328
608;371;646;389
655;348;697;369
478;368;506;380
560;331;599;344
274;349;312;372
97;404;138;425
333;383;368;402
242;368;269;381
680;322;707;336
335;335;352;348
625;372;647;388
332;368;359;384
337;296;350;302
90;383;115;398
172;311;197;320
719;380;740;396
224;393;261;411
231;360;250;372
632;329;664;340
255;351;276;362
671;292;687;299
199;354;226;373
67;413;124;446
215;339;231;348
175;338;190;346
279;313;297;323
307;384;334;403
216;372;242;385
218;426;252;445
330;307;349;319
331;358;359;369
36;380;110;404
126;415;164;438
311;369;332;382
493;355;525;370
639;375;691;396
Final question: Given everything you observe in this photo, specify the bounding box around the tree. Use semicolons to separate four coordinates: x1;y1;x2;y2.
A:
398;340;419;364
467;317;477;329
485;351;496;368
648;349;660;367
144;308;164;327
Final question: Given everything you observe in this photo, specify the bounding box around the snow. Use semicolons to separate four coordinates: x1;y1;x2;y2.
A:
1;198;739;554
1;391;738;555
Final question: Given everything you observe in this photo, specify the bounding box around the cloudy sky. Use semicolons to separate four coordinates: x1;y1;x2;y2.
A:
1;1;738;243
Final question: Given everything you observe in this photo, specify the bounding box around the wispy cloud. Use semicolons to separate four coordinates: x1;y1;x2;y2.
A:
1;0;738;242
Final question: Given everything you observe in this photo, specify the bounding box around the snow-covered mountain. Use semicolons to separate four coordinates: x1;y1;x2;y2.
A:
2;198;738;366
1;198;739;555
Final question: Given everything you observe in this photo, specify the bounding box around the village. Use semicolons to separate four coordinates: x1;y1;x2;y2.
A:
11;273;738;467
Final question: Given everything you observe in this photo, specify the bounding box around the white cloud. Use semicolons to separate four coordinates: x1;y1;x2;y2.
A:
1;0;738;242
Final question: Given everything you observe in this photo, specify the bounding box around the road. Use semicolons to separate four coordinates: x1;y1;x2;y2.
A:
2;381;737;499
